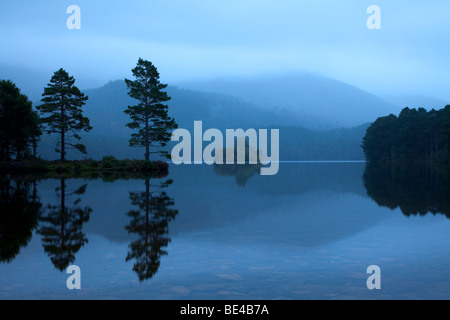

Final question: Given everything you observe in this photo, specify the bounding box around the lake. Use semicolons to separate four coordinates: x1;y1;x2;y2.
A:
1;162;450;300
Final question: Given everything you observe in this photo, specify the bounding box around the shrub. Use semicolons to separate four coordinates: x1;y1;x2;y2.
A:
102;156;118;170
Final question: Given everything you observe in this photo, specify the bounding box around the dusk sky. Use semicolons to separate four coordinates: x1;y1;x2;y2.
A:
1;0;450;100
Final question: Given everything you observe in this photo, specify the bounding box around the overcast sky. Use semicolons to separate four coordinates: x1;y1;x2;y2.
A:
1;0;450;100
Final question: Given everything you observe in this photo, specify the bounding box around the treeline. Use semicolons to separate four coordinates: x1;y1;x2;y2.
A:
362;106;450;162
0;58;176;164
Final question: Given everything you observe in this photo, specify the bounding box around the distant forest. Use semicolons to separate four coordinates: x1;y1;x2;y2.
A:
362;106;450;162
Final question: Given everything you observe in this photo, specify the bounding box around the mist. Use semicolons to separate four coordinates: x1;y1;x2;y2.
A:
1;0;450;102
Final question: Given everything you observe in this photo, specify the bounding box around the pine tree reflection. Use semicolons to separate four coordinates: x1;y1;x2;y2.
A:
125;178;178;282
37;178;91;271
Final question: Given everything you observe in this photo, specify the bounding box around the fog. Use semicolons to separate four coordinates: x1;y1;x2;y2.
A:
1;0;450;101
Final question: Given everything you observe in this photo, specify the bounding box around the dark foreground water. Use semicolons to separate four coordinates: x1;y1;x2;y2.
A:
1;162;450;300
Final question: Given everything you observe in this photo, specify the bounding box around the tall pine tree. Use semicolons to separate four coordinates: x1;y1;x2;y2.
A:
124;58;177;161
38;69;91;162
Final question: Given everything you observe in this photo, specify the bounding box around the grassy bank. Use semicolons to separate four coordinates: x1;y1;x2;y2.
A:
0;156;169;179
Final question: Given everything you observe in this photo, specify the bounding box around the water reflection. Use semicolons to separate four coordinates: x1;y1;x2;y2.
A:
214;163;261;187
213;143;262;187
125;178;178;281
363;163;450;218
0;179;41;263
37;178;91;271
3;162;450;286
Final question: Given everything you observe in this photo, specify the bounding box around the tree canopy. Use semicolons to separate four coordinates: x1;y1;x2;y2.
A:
38;69;91;162
0;80;41;161
362;106;450;162
124;58;177;161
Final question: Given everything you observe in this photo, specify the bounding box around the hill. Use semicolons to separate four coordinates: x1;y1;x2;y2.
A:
178;73;401;129
36;79;368;160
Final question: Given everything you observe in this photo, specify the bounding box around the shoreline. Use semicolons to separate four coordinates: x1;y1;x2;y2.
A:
0;158;169;179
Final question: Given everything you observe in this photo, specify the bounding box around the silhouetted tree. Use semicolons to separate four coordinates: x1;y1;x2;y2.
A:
37;178;91;271
124;58;177;160
125;178;178;281
38;69;91;162
0;80;42;160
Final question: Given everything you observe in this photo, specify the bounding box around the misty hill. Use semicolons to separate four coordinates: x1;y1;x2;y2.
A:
36;79;367;160
178;73;401;129
278;124;368;161
383;95;450;111
1;64;399;130
82;80;309;135
0;64;49;103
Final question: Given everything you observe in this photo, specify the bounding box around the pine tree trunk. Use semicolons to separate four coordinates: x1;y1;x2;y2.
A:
145;115;150;161
33;139;37;159
61;129;65;162
61;100;65;162
435;137;438;158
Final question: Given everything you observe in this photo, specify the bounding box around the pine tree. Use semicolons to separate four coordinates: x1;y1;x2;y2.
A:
0;80;40;161
38;69;91;162
124;58;177;161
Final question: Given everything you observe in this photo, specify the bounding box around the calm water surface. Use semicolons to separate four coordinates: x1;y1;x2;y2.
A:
1;162;450;299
